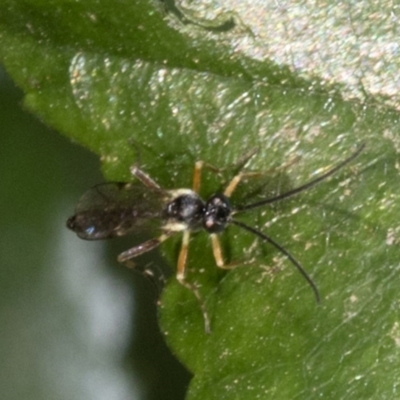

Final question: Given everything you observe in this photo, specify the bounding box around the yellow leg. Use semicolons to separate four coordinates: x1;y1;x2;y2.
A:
223;171;265;198
223;154;301;198
211;233;251;270
176;230;211;333
192;160;223;193
211;233;224;267
192;161;204;193
176;230;190;281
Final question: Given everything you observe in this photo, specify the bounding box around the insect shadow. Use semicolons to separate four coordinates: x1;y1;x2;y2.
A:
67;144;364;333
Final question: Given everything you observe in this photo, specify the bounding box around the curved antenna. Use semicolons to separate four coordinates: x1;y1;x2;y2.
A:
231;219;320;302
235;143;365;212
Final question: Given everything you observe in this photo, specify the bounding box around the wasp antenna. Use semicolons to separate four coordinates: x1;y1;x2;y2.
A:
231;219;321;303
236;143;365;212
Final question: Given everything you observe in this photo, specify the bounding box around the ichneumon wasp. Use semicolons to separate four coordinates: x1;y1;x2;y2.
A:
67;144;364;332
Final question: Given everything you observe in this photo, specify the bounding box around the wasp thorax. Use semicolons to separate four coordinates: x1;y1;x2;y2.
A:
165;193;205;229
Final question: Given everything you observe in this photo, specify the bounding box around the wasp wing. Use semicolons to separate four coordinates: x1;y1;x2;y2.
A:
67;182;166;240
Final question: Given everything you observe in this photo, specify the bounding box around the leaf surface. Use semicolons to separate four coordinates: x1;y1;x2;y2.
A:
1;1;399;398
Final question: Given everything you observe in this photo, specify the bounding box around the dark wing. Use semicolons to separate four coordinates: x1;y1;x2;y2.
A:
67;182;166;240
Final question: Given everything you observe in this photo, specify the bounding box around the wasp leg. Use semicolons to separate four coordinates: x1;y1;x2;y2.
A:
130;165;165;193
192;160;222;192
223;155;301;198
117;232;174;264
223;171;247;198
193;148;259;194
176;231;190;279
192;161;204;193
210;233;224;268
176;230;211;334
210;233;253;269
196;147;298;198
223;170;280;198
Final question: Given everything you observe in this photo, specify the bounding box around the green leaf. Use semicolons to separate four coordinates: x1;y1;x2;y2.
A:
1;1;400;399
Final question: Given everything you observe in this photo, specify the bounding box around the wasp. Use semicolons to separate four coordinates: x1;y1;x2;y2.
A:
67;144;364;332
